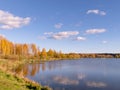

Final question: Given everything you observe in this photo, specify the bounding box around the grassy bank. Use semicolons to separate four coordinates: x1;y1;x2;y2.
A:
0;59;51;90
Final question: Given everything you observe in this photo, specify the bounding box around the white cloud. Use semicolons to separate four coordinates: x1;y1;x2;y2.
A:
86;29;106;34
50;31;79;40
75;36;86;41
0;10;31;30
54;23;63;29
86;81;107;88
87;9;106;16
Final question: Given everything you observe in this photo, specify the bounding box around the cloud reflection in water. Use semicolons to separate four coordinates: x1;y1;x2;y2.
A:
53;76;79;85
86;81;107;88
77;73;86;80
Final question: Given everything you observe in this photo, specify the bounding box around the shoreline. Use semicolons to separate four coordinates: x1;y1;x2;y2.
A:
0;59;51;90
0;57;120;90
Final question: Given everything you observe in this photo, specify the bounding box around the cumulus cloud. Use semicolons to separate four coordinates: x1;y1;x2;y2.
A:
86;29;106;34
0;10;31;30
54;23;63;29
44;31;79;40
86;81;107;88
50;31;79;40
75;36;86;41
87;9;106;16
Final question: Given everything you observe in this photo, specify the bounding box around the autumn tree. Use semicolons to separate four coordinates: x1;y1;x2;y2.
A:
36;47;41;59
31;44;37;56
23;44;29;56
9;42;14;55
0;39;6;55
53;50;59;58
58;50;64;58
0;39;11;55
47;49;54;58
41;48;47;59
16;44;22;55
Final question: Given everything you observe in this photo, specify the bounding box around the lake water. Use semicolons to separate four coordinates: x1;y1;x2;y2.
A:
19;59;120;90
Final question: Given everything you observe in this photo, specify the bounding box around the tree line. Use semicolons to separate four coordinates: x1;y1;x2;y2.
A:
0;37;120;60
78;53;120;58
0;37;66;60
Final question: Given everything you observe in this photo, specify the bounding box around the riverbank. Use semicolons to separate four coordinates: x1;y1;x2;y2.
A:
0;59;51;90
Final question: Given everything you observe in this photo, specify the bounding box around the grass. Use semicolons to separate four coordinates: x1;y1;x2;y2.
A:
0;70;51;90
0;59;51;90
0;70;30;90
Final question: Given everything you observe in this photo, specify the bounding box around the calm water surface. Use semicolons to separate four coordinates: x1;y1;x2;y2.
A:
19;59;120;90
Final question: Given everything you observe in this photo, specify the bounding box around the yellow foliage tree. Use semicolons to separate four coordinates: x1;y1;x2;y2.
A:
41;48;47;59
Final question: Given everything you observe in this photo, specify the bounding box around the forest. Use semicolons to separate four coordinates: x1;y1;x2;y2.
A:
0;36;120;61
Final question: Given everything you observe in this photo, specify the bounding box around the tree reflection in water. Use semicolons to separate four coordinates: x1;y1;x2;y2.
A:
14;59;120;90
14;61;63;77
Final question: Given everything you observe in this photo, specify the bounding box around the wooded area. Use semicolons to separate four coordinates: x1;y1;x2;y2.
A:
0;37;120;60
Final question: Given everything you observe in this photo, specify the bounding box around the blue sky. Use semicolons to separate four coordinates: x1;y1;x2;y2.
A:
0;0;120;53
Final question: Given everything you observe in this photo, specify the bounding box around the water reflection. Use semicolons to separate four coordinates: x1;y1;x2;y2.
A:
15;59;120;90
86;81;107;88
53;76;79;85
77;73;86;80
15;61;63;77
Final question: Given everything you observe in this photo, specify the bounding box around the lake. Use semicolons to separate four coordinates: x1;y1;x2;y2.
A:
18;59;120;90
